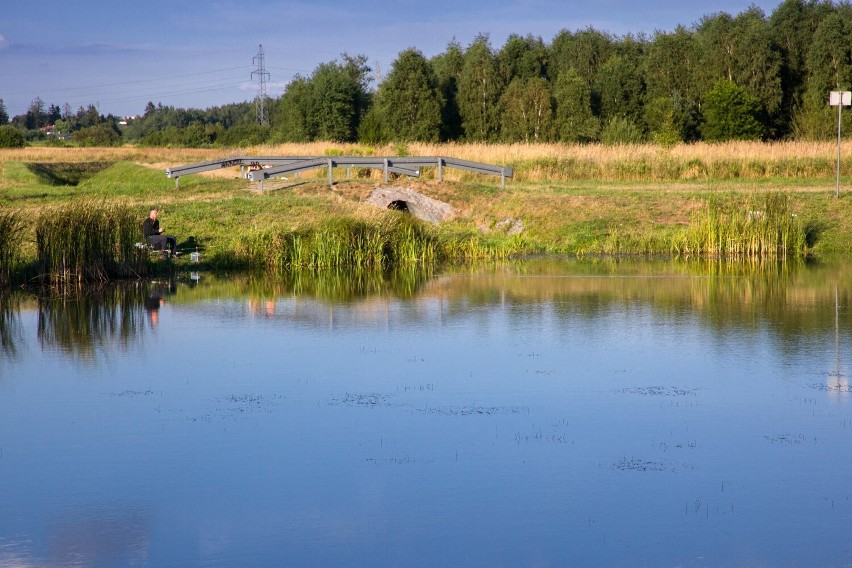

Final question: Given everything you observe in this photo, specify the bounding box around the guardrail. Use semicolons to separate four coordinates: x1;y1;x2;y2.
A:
166;156;514;189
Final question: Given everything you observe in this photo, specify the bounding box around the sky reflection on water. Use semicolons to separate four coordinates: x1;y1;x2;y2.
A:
0;259;850;566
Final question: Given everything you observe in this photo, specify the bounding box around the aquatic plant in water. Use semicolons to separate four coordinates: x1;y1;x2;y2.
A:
0;210;25;286
35;201;148;286
673;193;808;259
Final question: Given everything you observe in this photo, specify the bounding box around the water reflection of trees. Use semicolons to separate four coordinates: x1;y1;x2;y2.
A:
37;284;151;356
429;258;849;350
3;259;849;358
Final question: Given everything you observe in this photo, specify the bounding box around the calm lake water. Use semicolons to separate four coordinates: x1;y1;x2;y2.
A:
1;258;850;567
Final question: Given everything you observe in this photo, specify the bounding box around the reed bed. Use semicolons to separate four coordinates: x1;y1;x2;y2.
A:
35;201;148;286
0;210;25;286
245;215;438;271
672;193;809;259
242;211;541;272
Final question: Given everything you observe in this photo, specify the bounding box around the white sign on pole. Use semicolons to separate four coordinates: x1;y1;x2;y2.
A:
829;91;852;106
830;91;851;198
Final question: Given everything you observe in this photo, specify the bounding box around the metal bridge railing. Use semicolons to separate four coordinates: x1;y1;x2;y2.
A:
166;156;514;190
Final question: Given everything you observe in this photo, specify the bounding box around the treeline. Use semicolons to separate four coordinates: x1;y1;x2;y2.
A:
0;98;125;147
3;0;852;148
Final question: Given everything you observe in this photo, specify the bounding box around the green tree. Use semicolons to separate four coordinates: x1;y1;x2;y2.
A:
274;54;371;142
805;11;852;94
593;37;646;125
500;77;553;142
645;26;699;102
457;34;504;141
376;48;443;142
0;124;25;148
694;9;783;131
310;61;362;141
548;27;615;86
357;106;388;144
47;103;61;125
553;68;599;142
216;123;270;146
795;11;852;139
431;40;465;140
0;99;8;124
339;53;373;128
701;79;764;141
275;76;312;142
25;97;47;129
72;123;121;146
52;118;68;136
644;97;682;146
497;34;548;83
770;0;834;135
79;104;101;128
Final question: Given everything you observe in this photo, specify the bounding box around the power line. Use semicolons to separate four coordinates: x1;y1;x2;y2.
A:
0;66;252;98
251;44;270;126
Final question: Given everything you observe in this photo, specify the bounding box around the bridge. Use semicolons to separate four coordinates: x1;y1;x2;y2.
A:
165;155;514;190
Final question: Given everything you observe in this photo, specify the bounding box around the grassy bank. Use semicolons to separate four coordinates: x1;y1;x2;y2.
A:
0;142;850;286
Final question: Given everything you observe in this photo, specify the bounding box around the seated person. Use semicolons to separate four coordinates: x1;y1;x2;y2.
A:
142;208;177;257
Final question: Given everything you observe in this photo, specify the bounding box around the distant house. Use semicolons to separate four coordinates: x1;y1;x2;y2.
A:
42;125;70;140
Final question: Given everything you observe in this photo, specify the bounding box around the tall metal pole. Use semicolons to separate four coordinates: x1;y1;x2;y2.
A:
837;101;842;199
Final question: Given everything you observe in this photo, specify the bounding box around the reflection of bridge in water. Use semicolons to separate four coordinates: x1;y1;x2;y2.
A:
165;155;514;190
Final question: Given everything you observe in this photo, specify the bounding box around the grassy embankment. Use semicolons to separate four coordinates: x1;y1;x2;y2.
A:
0;141;850;284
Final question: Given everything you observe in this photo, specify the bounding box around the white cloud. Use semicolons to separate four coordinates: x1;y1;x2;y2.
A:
0;34;10;49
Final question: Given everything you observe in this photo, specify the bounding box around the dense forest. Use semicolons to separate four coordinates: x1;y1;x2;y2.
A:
3;0;852;148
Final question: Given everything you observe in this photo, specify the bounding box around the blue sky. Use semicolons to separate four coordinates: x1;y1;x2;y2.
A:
0;0;783;118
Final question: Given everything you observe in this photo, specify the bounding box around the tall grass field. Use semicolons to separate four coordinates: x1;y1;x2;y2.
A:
2;140;851;182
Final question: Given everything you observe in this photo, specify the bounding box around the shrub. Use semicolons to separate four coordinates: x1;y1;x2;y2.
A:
0;125;25;148
701;80;764;141
73;124;122;147
601;117;644;146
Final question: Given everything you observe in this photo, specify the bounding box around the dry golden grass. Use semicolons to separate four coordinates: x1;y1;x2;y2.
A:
2;140;849;183
3;140;845;163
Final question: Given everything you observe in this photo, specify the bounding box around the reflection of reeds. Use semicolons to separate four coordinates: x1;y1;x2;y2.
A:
0;210;25;286
37;284;147;356
35;201;147;286
673;194;808;259
0;293;21;357
250;265;432;302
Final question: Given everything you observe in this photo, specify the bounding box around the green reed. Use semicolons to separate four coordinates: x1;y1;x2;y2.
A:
0;210;25;286
672;193;808;259
247;215;439;271
35;201;148;286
